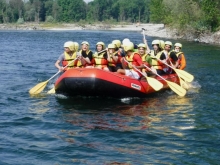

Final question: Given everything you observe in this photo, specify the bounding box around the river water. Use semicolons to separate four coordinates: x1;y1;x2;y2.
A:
0;30;220;165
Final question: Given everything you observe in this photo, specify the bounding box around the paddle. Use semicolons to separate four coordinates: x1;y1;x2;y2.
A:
157;58;194;82
123;58;163;91
169;60;189;89
143;64;186;96
47;49;108;94
29;57;78;95
142;28;146;41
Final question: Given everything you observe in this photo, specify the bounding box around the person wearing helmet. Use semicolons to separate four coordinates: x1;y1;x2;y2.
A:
106;43;119;72
163;41;179;74
117;42;144;79
137;43;154;75
160;41;178;73
146;39;167;75
159;40;165;50
78;41;93;68
112;40;121;50
112;39;124;70
172;43;186;70
73;42;79;52
92;41;109;70
55;41;78;71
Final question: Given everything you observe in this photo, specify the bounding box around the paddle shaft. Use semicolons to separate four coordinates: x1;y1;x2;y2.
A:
142;28;146;41
143;64;167;82
123;58;145;77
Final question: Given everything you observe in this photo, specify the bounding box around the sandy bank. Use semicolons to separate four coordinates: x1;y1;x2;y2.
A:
1;23;219;45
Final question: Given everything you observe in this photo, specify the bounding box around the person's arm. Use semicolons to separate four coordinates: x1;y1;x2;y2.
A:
81;51;92;64
120;58;127;69
55;54;64;71
143;38;151;54
112;52;118;62
107;50;111;62
170;52;179;68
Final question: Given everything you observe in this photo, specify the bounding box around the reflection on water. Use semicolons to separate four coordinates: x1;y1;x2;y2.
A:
29;100;50;114
53;93;197;164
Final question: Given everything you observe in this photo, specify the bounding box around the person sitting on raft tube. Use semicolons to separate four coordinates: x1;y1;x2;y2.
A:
106;43;119;72
117;42;144;79
112;39;124;70
55;41;78;72
137;43;154;75
160;41;179;73
172;43;186;70
147;40;167;75
77;41;93;68
92;41;109;71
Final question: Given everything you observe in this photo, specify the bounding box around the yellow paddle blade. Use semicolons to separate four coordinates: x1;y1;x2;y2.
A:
47;87;55;94
174;69;194;82
166;80;187;97
146;76;163;91
180;78;189;90
29;80;49;95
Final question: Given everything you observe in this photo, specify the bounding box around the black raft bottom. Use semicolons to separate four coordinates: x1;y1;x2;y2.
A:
55;77;148;98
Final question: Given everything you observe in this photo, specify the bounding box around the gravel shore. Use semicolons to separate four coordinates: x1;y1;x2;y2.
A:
1;23;219;45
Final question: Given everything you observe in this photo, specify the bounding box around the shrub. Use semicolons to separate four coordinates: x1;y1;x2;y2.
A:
17;18;24;24
46;16;55;23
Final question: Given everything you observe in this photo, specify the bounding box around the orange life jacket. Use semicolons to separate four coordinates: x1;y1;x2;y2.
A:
93;52;108;67
176;52;186;70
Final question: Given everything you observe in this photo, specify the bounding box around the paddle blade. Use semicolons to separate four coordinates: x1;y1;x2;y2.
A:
166;80;186;97
180;78;189;90
146;76;163;91
29;80;49;95
174;69;194;82
47;87;55;94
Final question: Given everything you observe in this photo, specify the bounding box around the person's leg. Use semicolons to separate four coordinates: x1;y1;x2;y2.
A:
117;69;125;75
125;70;140;79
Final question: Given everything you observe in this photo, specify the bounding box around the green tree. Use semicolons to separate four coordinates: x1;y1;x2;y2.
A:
149;0;165;23
58;0;86;22
9;0;24;22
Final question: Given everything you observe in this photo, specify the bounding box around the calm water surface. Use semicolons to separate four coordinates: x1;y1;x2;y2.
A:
0;30;220;165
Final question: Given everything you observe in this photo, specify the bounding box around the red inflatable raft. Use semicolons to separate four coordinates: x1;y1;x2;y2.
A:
54;68;180;98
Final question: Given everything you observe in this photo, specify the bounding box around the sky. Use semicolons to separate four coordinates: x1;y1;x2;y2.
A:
84;0;93;3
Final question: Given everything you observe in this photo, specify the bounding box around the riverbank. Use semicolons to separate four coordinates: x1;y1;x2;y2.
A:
1;23;220;45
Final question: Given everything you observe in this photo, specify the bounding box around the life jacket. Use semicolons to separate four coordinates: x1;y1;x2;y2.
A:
125;52;142;77
93;52;108;66
108;52;118;67
171;51;186;70
176;52;186;70
149;50;163;70
62;51;77;70
141;54;151;72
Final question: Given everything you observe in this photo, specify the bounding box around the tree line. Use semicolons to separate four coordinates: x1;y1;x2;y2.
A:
0;0;219;32
150;0;220;32
0;0;150;24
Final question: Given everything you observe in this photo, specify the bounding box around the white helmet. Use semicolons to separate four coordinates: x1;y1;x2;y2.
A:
122;38;131;45
123;42;134;51
64;41;75;51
